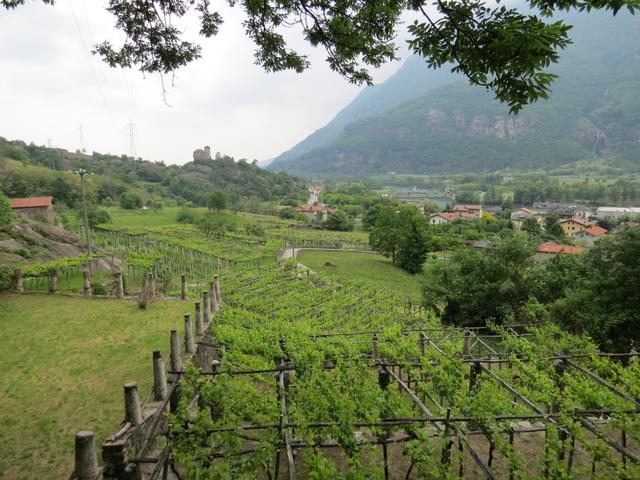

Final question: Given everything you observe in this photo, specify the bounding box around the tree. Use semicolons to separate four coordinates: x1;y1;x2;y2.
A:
206;190;227;212
544;214;565;240
0;192;14;231
521;216;542;237
550;227;640;352
323;210;352;231
3;1;636;112
120;192;143;209
423;233;538;327
370;206;430;273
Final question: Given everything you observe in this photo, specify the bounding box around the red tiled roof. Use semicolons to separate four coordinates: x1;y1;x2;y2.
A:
537;242;584;254
9;196;53;208
453;204;482;211
583;225;608;237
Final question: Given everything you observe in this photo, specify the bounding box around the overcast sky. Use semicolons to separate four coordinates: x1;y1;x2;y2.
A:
0;1;414;165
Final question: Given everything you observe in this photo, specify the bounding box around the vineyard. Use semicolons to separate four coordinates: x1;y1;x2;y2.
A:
164;265;640;480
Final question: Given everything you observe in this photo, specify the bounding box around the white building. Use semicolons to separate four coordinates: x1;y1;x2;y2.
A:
595;207;640;221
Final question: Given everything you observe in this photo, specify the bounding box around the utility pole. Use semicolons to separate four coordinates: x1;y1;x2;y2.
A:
76;168;93;260
126;122;137;158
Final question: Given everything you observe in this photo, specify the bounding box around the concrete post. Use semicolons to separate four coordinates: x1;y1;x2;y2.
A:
181;274;187;300
14;268;23;292
210;281;218;314
194;302;204;336
124;383;143;426
115;271;125;298
170;329;183;372
184;314;195;354
82;270;91;296
74;430;98;480
48;270;58;293
214;275;221;310
203;291;212;324
209;280;218;315
152;350;168;401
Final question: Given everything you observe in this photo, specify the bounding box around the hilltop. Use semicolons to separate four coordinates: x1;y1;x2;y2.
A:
269;11;640;176
0;137;306;208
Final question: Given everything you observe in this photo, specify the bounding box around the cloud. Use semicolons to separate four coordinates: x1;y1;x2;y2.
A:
0;0;409;164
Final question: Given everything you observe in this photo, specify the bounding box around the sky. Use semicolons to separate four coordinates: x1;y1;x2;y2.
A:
0;1;412;165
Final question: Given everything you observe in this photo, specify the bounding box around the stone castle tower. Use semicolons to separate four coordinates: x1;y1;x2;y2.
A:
193;146;212;161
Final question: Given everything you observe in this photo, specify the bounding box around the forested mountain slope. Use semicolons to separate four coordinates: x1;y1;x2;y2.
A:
269;11;640;176
0;137;305;207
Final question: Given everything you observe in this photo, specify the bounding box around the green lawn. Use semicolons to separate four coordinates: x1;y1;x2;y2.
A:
297;250;423;302
105;206;208;230
0;294;193;480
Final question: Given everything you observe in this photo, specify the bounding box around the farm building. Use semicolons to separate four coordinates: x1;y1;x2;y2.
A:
9;196;54;223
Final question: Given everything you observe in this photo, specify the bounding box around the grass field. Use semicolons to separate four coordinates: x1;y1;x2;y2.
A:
297;250;423;302
0;294;191;480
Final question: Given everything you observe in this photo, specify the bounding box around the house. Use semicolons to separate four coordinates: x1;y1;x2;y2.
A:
429;212;460;225
535;242;584;261
595;206;640;221
575;225;608;246
559;217;591;237
294;204;337;221
452;204;483;218
510;207;538;230
9;196;54;223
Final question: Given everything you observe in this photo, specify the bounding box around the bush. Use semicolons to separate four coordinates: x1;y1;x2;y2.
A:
279;207;296;219
85;207;112;227
91;282;107;295
176;207;197;224
120;192;143;209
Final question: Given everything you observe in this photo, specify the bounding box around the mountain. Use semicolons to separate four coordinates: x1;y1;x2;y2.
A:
272;56;458;165
269;11;640;176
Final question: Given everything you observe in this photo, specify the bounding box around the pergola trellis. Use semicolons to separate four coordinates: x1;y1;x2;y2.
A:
160;324;640;480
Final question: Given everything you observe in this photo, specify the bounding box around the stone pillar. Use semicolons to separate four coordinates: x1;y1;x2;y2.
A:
115;271;125;298
82;270;91;296
48;270;58;293
74;430;98;480
184;314;195;354
194;302;204;336
181;274;188;300
14;268;23;292
170;329;183;372
152;350;168;401
203;291;212;324
214;275;221;310
124;383;143;426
